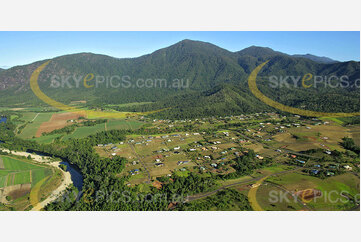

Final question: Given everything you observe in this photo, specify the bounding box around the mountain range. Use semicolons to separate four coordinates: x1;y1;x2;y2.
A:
292;54;339;64
0;39;359;118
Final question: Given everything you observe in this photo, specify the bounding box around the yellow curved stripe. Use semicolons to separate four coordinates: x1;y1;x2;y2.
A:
30;61;164;119
248;176;268;211
29;176;49;210
248;61;359;118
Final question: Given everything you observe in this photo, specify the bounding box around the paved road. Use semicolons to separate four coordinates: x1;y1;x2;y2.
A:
129;143;151;184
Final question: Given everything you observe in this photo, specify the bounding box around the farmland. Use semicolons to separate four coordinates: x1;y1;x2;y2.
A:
0;155;57;211
8;107;145;143
1;107;359;211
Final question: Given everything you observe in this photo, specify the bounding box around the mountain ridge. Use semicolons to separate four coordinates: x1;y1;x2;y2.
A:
0;39;359;118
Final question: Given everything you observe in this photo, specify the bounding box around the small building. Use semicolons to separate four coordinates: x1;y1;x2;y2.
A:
344;165;352;170
311;170;319;175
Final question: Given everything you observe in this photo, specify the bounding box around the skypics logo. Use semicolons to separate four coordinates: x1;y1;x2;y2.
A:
268;73;359;89
247;61;360;118
49;73;189;89
30;61;168;119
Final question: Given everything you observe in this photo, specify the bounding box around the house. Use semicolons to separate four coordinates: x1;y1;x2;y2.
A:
296;160;305;164
173;146;180;150
111;153;117;156
189;148;196;151
211;163;218;168
155;158;161;162
290;155;297;158
326;171;335;176
204;155;211;159
325;150;331;155
344;165;352;170
311;170;319;175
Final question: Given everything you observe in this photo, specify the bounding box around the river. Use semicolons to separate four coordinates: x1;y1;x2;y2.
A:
60;161;83;191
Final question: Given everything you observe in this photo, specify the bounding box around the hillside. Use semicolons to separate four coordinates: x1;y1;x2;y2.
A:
293;54;339;64
0;40;359;118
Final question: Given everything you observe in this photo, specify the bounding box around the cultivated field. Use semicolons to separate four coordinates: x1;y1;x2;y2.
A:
0;155;54;210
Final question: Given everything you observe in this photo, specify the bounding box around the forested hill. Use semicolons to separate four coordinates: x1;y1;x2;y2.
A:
0;39;359;118
292;54;339;64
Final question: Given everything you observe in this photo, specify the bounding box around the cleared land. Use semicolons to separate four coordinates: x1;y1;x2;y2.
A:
35;112;85;137
17;112;53;139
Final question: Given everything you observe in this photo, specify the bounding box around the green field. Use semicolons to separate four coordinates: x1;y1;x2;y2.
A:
266;172;360;210
2;156;40;171
0;156;51;188
17;112;53;139
32;134;63;144
62;123;106;140
107;119;144;130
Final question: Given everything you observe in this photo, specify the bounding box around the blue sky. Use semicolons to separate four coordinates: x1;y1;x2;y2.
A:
0;31;359;68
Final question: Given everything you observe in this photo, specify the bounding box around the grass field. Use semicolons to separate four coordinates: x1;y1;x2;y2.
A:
107;119;144;130
17;112;53;139
0;156;51;188
62;123;106;140
266;172;359;210
31;134;63;144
